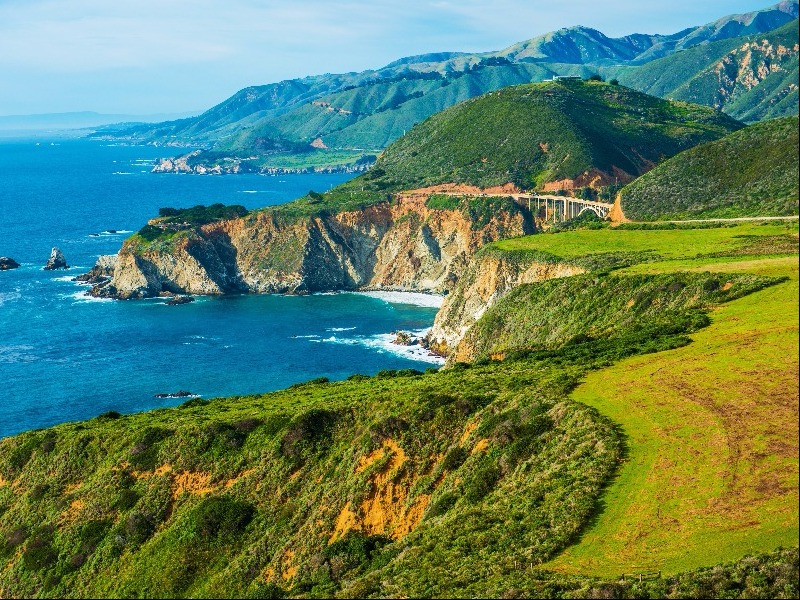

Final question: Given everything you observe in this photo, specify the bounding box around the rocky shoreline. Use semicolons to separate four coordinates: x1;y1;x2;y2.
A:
0;256;20;270
152;151;374;176
72;195;584;359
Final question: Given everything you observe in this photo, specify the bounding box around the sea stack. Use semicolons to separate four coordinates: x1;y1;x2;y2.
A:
0;256;20;270
43;247;68;270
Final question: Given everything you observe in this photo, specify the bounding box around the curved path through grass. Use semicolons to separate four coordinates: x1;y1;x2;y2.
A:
545;255;799;577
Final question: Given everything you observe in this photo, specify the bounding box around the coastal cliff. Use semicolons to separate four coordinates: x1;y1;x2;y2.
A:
92;195;535;300
425;252;584;357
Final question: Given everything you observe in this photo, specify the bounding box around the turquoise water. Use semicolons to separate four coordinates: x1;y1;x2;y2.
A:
0;140;441;438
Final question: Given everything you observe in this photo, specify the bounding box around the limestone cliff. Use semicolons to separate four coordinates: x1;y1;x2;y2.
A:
425;253;585;359
93;196;534;300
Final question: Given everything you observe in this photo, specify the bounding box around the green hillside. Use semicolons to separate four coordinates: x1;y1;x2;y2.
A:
92;3;798;171
335;80;741;193
613;19;800;123
619;116;799;220
1;223;797;598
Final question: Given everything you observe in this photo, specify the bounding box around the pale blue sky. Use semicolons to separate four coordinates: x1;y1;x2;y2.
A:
0;0;785;116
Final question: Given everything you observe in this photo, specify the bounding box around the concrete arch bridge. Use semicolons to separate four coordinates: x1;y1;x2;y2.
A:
510;193;613;222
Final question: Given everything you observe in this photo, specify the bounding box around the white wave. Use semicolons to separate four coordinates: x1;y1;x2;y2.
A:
112;171;133;175
240;190;259;194
354;290;444;308
65;290;112;303
53;275;77;282
326;327;356;332
0;290;22;306
318;327;445;365
0;344;37;363
101;230;132;235
293;334;321;339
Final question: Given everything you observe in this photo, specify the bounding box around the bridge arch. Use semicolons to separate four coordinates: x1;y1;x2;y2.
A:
577;205;609;219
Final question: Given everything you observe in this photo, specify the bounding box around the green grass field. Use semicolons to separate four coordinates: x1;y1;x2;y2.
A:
2;223;797;597
491;222;798;260
544;248;799;576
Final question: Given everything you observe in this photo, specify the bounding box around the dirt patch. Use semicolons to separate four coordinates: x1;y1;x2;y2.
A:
402;182;521;197
472;438;490;454
281;549;297;581
64;481;82;494
609;194;629;223
356;447;387;474
224;468;256;489
60;498;86;524
172;471;215;500
331;501;358;543
133;463;173;480
332;439;434;541
541;169;627;192
460;422;477;444
0;473;9;487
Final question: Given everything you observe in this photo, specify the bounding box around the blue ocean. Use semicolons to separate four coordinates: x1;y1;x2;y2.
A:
0;139;442;438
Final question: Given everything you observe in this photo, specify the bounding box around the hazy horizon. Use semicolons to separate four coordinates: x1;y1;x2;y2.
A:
0;0;788;117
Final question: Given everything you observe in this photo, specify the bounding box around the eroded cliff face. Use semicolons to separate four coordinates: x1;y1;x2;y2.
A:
95;196;534;300
425;254;585;359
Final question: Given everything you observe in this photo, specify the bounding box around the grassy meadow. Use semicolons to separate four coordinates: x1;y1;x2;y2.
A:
1;221;797;597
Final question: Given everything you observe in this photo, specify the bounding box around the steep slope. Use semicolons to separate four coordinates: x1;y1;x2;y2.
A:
92;3;797;171
619;116;799;220
614;19;799;122
1;224;796;598
342;80;742;192
93;82;740;300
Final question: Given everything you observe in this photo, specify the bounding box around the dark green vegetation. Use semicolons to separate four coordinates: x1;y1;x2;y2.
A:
459;271;778;362
218;79;741;225
620;116;799;220
612;19;800;123
3;224;798;597
356;81;740;190
92;3;797;170
328;80;740;196
137;204;249;242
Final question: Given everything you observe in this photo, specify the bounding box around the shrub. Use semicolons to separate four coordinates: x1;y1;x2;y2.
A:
125;511;156;545
442;446;469;471
426;492;458;519
22;528;57;571
281;409;339;459
465;462;502;502
180;397;210;409
324;532;390;579
190;496;255;541
116;488;140;511
128;426;172;470
96;410;122;420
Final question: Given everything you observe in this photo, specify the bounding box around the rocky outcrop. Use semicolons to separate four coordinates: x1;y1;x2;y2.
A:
91;195;535;300
43;247;68;270
74;255;117;284
0;257;20;270
425;253;585;358
152;151;373;175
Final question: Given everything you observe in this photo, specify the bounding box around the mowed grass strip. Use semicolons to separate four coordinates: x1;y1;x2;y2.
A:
545;256;799;576
492;222;797;260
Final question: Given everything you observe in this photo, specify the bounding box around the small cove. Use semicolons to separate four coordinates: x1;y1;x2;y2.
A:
0;139;441;438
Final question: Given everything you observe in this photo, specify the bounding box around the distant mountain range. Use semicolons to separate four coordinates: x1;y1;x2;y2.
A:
0;111;197;134
92;1;798;172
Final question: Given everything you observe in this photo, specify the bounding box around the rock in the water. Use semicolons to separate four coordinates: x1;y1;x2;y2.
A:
392;330;417;346
74;255;117;284
43;247;68;270
0;256;20;270
166;295;194;305
154;390;197;399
